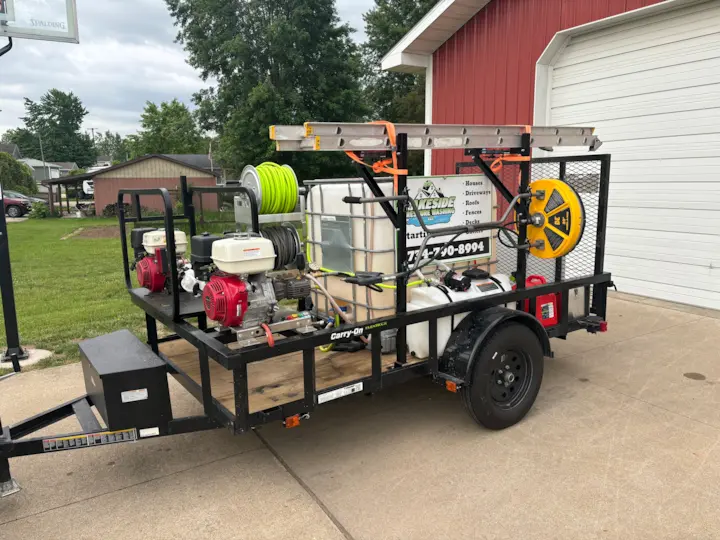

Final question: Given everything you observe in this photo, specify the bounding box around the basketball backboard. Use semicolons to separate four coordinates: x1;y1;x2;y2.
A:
0;0;79;43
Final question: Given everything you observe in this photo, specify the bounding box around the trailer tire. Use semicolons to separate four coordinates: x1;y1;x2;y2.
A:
461;322;544;430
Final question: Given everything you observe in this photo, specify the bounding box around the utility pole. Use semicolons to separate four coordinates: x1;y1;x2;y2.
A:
38;133;48;181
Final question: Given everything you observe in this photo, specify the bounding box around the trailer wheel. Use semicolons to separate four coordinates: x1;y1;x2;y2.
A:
461;322;544;430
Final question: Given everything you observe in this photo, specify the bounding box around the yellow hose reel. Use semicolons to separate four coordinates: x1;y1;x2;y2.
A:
527;179;585;259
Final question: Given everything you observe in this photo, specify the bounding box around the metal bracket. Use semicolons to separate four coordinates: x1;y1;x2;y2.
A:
232;315;315;347
0;38;13;60
0;478;20;498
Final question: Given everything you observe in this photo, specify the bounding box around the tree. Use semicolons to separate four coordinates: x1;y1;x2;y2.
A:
95;131;129;162
0;153;37;194
363;0;436;174
127;99;206;157
9;89;97;168
165;0;367;179
2;128;40;160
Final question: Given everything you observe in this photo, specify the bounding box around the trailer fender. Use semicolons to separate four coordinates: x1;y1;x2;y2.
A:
440;307;551;384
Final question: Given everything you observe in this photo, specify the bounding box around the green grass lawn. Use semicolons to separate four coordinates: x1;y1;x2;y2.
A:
0;218;146;374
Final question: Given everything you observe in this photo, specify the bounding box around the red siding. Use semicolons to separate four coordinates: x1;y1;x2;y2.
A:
94;177;219;216
432;0;664;175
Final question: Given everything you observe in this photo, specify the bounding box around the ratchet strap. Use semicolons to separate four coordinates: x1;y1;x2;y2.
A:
489;155;531;174
345;120;409;194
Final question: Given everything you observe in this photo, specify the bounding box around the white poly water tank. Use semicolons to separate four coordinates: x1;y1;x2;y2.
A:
405;274;513;359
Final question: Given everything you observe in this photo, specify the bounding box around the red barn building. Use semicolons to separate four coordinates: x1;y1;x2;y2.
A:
383;0;720;310
49;155;220;216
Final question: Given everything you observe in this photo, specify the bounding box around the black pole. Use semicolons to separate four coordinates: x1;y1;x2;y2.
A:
180;176;197;237
0;188;27;367
554;161;567;283
395;133;408;367
515;133;532;297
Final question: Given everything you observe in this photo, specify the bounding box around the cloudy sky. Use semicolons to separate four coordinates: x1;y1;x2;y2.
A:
0;0;373;138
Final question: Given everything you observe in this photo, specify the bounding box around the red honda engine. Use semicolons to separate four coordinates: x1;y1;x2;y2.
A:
203;275;249;328
136;256;167;293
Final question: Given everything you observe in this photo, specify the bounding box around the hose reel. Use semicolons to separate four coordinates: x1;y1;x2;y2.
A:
527;178;585;259
241;162;300;215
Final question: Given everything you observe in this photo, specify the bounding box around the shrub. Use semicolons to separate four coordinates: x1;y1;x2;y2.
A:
102;203;157;218
28;202;52;219
102;203;132;218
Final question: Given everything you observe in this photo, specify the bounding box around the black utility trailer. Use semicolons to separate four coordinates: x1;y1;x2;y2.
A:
0;133;612;496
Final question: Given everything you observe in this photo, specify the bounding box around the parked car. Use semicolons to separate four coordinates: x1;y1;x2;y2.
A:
4;193;33;218
4;190;46;206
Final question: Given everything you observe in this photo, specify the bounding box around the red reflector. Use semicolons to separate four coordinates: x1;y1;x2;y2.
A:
445;381;458;393
599;321;608;333
284;415;300;428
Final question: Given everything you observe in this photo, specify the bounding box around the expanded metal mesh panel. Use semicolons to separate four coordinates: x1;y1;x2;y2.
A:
456;157;607;291
531;159;602;285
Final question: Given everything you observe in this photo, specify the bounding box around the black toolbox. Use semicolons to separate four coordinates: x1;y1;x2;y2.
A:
80;329;172;436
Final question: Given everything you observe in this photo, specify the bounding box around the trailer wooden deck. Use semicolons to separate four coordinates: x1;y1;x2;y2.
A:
159;339;418;414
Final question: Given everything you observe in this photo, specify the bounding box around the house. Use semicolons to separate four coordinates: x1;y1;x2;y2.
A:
163;154;223;178
383;0;720;310
49;162;79;177
0;143;22;159
18;158;61;182
94;155;113;168
48;154;220;216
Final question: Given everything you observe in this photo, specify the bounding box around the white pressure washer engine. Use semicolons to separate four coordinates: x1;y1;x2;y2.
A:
131;228;310;332
199;234;309;329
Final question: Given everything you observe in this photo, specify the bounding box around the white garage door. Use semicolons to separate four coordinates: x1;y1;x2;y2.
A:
546;0;720;310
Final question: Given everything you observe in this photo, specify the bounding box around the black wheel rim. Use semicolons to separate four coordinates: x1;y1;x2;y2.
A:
488;349;532;409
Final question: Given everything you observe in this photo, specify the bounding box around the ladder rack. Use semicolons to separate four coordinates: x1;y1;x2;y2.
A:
270;123;602;152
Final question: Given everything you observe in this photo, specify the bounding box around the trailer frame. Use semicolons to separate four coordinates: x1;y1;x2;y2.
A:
0;136;612;495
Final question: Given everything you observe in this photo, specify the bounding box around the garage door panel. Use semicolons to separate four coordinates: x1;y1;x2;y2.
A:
610;199;720;211
609;251;719;272
608;257;720;288
613;276;720;310
607;206;720;224
607;228;720;252
607;247;720;270
610;190;720;207
546;2;720;309
552;85;720;124
557;6;720;68
572;108;720;143
553;27;720;84
552;56;720;107
597;135;720;161
605;160;720;184
569;1;713;47
611;183;720;194
607;215;720;236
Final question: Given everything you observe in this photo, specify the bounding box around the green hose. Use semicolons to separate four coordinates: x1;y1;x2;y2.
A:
256;162;298;214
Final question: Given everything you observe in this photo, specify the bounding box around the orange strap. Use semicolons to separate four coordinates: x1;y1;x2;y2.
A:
489;155;531;174
344;120;409;194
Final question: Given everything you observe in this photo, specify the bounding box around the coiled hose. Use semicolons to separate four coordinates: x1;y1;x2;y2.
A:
261;226;299;270
256;162;298;214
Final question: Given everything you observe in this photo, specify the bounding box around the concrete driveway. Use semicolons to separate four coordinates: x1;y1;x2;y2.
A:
1;294;719;539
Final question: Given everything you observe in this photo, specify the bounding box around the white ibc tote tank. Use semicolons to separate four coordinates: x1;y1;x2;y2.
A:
306;181;396;322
